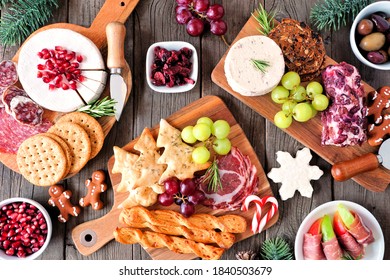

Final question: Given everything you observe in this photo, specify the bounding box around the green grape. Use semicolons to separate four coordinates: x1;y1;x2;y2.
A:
309;104;318;118
181;126;197;144
274;111;293;129
192;123;211;141
312;94;329;111
192;146;210;164
290;85;307;102
271;86;289;104
281;71;301;90
213;138;232;155
292;103;312;122
212;120;230;139
282;100;297;113
196;117;214;128
306;81;323;98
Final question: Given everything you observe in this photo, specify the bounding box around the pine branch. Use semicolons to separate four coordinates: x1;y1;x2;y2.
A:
0;0;59;47
310;0;373;31
0;0;13;8
260;237;294;260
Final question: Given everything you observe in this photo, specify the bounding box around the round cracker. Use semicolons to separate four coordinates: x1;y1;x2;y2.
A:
56;112;104;159
48;122;91;174
40;132;72;176
17;134;68;186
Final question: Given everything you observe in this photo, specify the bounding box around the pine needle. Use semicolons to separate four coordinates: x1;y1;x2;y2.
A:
260;237;294;260
310;0;373;31
0;0;13;8
0;0;59;47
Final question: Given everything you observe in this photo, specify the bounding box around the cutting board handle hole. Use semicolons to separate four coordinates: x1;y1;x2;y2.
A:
120;1;125;6
80;229;97;247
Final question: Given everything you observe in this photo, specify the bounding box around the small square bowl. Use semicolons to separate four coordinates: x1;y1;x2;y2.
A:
146;41;198;93
0;197;52;260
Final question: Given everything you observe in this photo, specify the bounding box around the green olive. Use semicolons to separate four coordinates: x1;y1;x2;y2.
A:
359;32;386;51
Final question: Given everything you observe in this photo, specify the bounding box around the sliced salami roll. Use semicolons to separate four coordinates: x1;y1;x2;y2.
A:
322;238;343;260
337;231;364;259
0;60;18;87
2;85;27;114
303;233;326;260
10;96;44;126
348;211;375;246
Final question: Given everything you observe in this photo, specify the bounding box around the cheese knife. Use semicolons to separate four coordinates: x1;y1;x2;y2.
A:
106;22;127;121
331;138;390;181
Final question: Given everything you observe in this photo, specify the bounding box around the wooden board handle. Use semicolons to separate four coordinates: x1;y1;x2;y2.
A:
106;22;127;69
331;153;380;181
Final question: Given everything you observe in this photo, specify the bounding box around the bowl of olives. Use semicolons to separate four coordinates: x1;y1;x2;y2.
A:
350;1;390;70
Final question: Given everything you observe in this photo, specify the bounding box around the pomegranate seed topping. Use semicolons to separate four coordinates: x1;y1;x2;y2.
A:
76;55;83;62
61;83;69;90
55;46;64;51
5;248;15;256
37;64;45;70
49;84;56;91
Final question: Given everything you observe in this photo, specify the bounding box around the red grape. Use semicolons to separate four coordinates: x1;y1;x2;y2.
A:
158;193;174;206
188;190;205;205
181;202;195;217
175;5;188;14
180;178;196;196
210;19;227;35
164;177;180;195
194;0;209;12
176;8;192;25
206;4;224;20
186;18;204;36
176;0;192;6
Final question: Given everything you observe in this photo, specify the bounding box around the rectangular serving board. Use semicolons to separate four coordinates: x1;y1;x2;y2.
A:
211;16;390;192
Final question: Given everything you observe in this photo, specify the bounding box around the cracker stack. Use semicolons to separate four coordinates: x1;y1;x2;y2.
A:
16;112;104;187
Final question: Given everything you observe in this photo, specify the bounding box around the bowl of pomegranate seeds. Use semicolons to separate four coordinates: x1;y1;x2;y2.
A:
146;41;198;93
0;197;52;260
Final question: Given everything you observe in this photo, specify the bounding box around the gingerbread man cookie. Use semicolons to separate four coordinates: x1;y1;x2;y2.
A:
79;170;108;210
48;185;81;223
367;86;390;146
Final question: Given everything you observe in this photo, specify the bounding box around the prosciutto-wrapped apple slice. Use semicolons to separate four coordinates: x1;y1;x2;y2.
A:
303;218;326;260
321;214;343;260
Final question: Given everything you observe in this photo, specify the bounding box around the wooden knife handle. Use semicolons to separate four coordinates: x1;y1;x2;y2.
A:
331;153;380;181
106;22;127;69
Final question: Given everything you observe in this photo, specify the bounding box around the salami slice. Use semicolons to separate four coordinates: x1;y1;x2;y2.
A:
0;60;18;87
0;108;52;154
0;87;5;108
2;85;27;114
10;96;44;126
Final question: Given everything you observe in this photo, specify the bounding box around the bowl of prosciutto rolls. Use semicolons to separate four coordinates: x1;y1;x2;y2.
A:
295;200;384;260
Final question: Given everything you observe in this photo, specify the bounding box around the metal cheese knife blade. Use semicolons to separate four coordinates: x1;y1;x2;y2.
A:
331;138;390;181
106;22;127;121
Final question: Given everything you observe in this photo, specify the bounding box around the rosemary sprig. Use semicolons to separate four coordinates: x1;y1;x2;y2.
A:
201;160;222;193
252;3;276;36
77;96;117;118
251;59;270;74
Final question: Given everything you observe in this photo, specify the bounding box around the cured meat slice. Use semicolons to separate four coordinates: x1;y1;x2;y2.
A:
10;96;44;126
303;233;326;260
322;238;343;260
0;87;5;108
321;62;367;146
0;60;18;87
348;211;375;246
337;231;364;259
2;85;27;114
0;108;52;154
200;147;259;211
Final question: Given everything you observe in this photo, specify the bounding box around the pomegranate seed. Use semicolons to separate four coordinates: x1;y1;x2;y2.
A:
17;249;26;258
5;248;15;256
42;77;51;83
76;55;83;62
71;62;79;68
61;83;69;90
37;52;43;58
7;230;15;237
43;53;51;60
11;241;22;249
70;83;77;90
37;71;43;78
78;75;85;82
2;240;11;249
37;64;45;70
55;46;64;51
48;84;56;90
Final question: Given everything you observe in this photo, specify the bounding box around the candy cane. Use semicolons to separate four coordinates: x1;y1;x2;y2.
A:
257;196;278;233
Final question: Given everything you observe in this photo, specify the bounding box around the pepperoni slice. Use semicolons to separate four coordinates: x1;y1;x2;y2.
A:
2;85;27;114
0;60;18;87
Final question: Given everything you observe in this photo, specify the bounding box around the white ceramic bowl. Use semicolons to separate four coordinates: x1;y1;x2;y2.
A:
350;1;390;70
146;41;198;93
295;200;384;260
0;197;52;260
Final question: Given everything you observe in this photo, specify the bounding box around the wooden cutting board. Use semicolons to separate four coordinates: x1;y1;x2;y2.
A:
72;95;278;259
0;0;139;174
211;16;390;192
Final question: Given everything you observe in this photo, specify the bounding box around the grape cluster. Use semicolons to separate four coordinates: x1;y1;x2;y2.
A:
158;177;205;217
271;71;330;129
181;117;231;164
175;0;227;37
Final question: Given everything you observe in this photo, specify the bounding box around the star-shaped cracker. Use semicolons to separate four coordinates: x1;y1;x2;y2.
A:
112;146;140;193
156;119;211;184
267;148;323;200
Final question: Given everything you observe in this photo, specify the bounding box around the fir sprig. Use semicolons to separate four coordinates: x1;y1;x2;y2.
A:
0;0;13;8
252;3;276;36
201;160;222;193
260;237;294;260
77;96;117;118
251;59;270;74
310;0;373;31
0;0;59;47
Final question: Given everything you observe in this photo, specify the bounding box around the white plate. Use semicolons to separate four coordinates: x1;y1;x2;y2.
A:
295;200;384;260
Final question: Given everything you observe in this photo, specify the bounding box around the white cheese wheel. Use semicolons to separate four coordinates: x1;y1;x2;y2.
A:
78;71;108;103
224;35;285;96
18;28;106;112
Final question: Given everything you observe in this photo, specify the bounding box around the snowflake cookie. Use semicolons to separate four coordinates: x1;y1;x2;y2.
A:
267;148;323;200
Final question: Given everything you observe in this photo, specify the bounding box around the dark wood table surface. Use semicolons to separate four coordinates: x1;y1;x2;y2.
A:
1;0;389;260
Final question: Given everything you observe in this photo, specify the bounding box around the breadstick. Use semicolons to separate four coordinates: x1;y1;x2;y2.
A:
119;210;235;248
120;206;247;233
114;227;224;260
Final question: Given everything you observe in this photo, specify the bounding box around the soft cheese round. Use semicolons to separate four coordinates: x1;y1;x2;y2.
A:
18;28;106;112
224;35;285;96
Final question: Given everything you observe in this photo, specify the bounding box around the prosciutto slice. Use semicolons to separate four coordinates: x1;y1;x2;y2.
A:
348;211;375;246
337;231;364;259
322;238;343;260
303;233;326;260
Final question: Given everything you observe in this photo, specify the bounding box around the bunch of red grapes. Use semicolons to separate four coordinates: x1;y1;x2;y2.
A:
158;177;205;217
175;0;227;37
